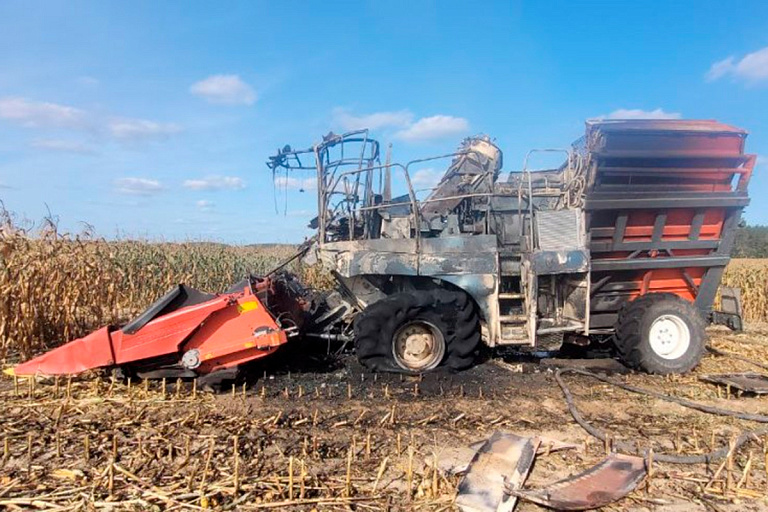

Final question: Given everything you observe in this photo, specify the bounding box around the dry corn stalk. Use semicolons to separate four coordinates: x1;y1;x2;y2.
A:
0;207;327;359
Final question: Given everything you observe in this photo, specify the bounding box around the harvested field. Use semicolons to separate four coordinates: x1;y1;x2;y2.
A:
2;218;767;510
2;326;768;511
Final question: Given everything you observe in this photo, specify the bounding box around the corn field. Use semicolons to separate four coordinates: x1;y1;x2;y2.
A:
1;210;767;362
721;258;768;323
0;212;301;360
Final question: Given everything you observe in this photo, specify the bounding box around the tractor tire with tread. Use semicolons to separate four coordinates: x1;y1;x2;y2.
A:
354;289;480;373
615;293;706;374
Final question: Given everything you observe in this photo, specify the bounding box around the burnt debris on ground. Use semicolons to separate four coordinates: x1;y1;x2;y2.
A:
1;326;768;510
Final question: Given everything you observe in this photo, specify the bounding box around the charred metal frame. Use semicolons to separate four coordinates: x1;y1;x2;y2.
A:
269;129;500;250
270;120;754;346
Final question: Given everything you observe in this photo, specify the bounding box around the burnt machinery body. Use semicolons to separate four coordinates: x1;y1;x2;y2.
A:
12;120;754;381
270;120;754;375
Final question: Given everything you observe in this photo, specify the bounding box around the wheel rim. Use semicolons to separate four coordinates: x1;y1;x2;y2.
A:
392;321;445;372
649;314;691;360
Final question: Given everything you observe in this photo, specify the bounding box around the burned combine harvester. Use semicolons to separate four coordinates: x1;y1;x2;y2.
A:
12;119;754;381
270;120;754;374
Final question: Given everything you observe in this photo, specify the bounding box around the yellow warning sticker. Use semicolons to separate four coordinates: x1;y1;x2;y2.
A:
237;301;259;313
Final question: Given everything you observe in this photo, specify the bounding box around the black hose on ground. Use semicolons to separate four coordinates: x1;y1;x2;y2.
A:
554;367;768;464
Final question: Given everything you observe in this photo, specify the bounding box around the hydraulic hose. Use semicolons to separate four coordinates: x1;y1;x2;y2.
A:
554;367;768;464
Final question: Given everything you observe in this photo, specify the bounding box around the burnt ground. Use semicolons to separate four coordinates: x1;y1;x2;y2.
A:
1;326;768;511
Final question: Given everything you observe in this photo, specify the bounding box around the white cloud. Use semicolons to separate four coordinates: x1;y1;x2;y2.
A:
757;155;767;167
329;108;471;143
0;97;182;146
395;115;470;142
707;46;768;83
333;108;413;131
190;75;256;105
30;139;95;154
77;76;100;87
410;168;445;189
183;175;246;191
706;57;736;82
108;118;181;142
0;97;86;128
114;177;164;195
596;108;681;120
274;176;316;191
196;199;215;212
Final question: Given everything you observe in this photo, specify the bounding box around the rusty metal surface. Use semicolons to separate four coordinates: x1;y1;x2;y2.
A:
455;432;539;512
700;373;768;394
508;452;646;511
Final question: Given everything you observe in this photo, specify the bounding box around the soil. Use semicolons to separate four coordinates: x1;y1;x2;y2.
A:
1;325;768;511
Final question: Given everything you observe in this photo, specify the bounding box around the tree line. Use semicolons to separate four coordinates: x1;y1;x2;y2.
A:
734;224;768;258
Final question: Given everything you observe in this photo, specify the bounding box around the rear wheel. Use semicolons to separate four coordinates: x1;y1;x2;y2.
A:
614;293;706;374
354;289;480;373
392;320;446;372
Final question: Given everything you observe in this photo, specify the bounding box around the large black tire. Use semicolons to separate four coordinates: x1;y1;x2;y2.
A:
354;289;481;373
615;293;706;374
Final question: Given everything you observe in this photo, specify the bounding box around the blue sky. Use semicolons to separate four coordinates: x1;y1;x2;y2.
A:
0;0;766;243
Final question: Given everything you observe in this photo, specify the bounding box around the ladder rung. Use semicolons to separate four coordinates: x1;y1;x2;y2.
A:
499;315;526;323
498;337;529;344
499;293;524;300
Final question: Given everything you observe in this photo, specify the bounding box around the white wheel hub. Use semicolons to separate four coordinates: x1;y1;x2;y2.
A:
392;321;445;372
649;314;690;360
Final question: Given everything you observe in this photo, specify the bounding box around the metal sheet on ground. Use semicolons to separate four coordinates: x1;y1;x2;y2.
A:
508;452;646;511
700;373;768;394
439;437;577;477
455;432;539;512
